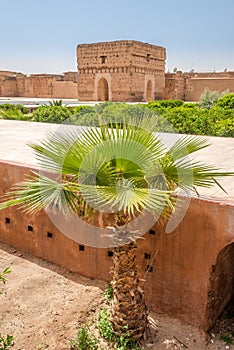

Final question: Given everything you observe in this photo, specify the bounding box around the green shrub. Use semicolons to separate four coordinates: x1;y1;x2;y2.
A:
103;284;113;303
32;105;72;123
0;267;11;294
0;268;13;349
73;105;99;126
0;108;30;121
220;333;233;345
0;104;30;121
145;100;234;137
183;102;198;108
116;330;142;350
74;112;100;126
97;309;142;349
148;99;184;109
73;105;95;114
98;103;143;124
98;309;115;341
69;325;99;350
0;104;29;114
48;99;63;106
215;93;234;109
0;334;14;350
199;89;220;109
73;103;166;129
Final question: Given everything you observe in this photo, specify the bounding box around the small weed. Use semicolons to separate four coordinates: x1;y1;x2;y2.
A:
116;326;142;350
98;310;142;349
0;334;14;350
103;284;113;303
48;100;63;107
98;309;115;341
0;267;11;288
69;324;99;350
220;333;233;345
0;268;13;349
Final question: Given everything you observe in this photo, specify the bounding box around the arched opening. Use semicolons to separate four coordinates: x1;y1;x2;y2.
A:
206;243;234;331
97;78;109;101
146;80;153;101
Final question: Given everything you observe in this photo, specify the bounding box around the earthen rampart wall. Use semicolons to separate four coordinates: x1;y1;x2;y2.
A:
0;160;233;331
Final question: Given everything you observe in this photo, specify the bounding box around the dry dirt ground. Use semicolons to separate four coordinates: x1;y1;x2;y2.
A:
0;242;233;350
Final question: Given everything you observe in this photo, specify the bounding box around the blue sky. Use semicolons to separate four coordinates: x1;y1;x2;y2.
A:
0;0;234;74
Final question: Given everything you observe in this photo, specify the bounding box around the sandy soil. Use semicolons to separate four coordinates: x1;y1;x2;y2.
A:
0;242;233;350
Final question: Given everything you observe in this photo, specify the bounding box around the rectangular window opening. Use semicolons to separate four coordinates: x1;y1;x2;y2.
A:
149;229;155;235
47;232;53;238
5;217;11;224
146;265;153;272
108;251;114;257
100;55;107;64
79;245;85;251
144;253;151;260
27;225;33;232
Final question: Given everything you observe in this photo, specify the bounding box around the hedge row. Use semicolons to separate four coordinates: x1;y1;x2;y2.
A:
0;94;233;137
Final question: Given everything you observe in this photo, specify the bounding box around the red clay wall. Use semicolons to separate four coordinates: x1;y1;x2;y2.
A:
0;161;233;330
186;77;234;101
0;73;78;99
77;40;166;101
165;71;234;101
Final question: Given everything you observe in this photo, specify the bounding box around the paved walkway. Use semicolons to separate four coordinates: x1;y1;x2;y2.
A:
0;119;233;203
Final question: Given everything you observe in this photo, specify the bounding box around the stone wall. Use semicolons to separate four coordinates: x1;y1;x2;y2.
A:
0;72;78;99
0;160;234;330
77;40;166;101
165;71;234;101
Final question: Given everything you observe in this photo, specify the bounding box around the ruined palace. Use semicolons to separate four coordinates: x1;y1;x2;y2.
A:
0;40;234;101
77;40;166;101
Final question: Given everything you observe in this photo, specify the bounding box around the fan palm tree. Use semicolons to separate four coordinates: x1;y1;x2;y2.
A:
0;116;232;340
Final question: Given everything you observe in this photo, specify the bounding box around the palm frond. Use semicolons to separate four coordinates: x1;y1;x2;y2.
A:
0;173;78;215
165;135;210;160
0;117;233;222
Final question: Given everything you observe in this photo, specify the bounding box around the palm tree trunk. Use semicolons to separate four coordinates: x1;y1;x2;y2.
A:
110;230;148;340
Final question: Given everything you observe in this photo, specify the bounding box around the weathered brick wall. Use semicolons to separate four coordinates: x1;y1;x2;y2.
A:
164;73;176;100
165;71;234;101
77;40;166;101
0;72;78;99
0;76;18;96
186;77;234;101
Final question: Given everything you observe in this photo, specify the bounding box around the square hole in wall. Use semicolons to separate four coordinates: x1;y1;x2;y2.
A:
149;229;155;235
5;217;11;224
144;253;151;260
79;245;85;251
47;232;53;238
108;251;114;257
27;225;33;232
146;265;153;272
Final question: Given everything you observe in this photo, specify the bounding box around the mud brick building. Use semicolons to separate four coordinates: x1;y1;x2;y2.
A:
77;40;166;102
